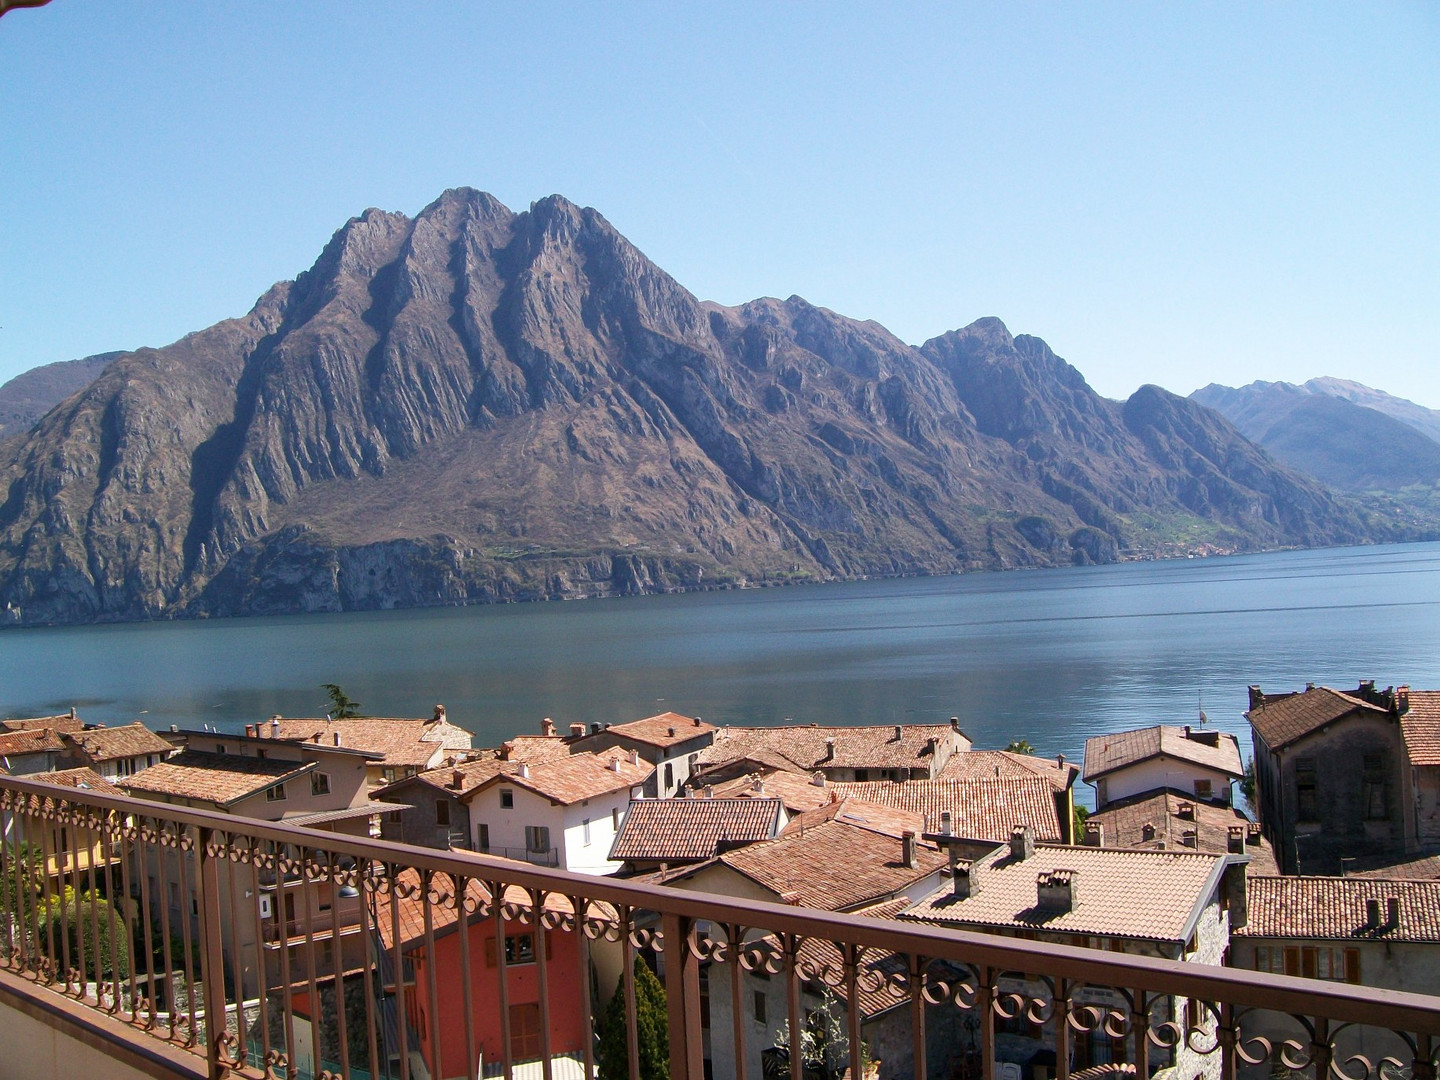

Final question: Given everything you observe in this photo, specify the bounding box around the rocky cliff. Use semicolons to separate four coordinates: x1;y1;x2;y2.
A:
0;189;1404;625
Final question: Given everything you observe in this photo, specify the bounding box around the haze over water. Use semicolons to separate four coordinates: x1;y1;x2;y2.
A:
3;543;1438;793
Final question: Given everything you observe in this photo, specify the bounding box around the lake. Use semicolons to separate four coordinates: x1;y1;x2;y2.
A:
3;542;1439;792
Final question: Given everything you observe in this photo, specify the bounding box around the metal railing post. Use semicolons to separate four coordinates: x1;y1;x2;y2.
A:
196;825;230;1080
662;911;703;1080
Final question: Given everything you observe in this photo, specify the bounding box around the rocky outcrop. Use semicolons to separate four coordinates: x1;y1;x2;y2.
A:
0;189;1410;626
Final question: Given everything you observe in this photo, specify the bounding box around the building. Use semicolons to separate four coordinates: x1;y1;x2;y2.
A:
901;830;1247;1080
695;721;972;785
1232;875;1440;1068
254;705;475;787
568;712;715;797
1398;690;1440;851
608;795;783;874
1;710;85;735
1083;724;1243;808
0;727;65;775
1083;788;1280;874
832;775;1068;843
461;749;653;874
373;756;510;849
1246;682;1409;874
17;768;126;887
58;721;173;779
701;768;835;820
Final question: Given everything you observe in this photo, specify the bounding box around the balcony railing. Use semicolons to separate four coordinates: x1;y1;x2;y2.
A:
1;772;1439;1080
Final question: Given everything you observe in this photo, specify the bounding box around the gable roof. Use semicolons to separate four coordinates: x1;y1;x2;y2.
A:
1083;726;1242;782
27;767;124;796
499;735;577;763
937;750;1077;791
781;796;928;842
119;751;314;807
0;728;65;757
465;749;652;806
609;798;782;862
704;769;835;814
1084;789;1278;874
699;723;965;773
1246;687;1391;752
265;716;471;768
63;722;172;763
1239;876;1440;943
2;714;85;734
375;755;509;800
598;712;715;749
901;844;1228;943
830;776;1064;842
1399;691;1440;766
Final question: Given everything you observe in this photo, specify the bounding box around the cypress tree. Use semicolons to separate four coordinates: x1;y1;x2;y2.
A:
598;956;669;1080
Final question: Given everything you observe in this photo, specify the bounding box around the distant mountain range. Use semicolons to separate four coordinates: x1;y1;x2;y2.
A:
1192;380;1440;494
0;189;1419;626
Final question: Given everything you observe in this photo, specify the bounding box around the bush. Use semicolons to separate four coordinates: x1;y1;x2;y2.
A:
43;889;131;982
598;956;669;1080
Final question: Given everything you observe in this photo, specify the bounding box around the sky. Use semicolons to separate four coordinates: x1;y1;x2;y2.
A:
1;3;1437;406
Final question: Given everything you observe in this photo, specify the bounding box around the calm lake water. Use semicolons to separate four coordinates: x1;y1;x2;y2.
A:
3;543;1439;794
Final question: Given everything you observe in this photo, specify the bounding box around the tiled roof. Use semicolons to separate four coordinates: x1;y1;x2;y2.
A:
1239;876;1440;943
1083;726;1242;781
120;751;313;807
377;755;509;799
782;797;929;841
830;777;1064;842
699;724;965;773
1350;855;1440;880
1084;790;1278;875
0;728;64;757
2;714;85;734
1246;687;1390;752
500;735;576;763
63;722;172;763
600;712;715;749
901;844;1225;943
267;717;471;768
466;749;651;806
27;767;124;796
686;814;946;911
704;769;834;814
610;798;782;861
1400;691;1440;766
937;750;1076;791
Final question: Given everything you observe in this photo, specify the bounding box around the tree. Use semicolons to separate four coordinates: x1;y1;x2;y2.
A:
1005;739;1036;755
1240;758;1257;815
320;683;363;719
1073;803;1090;844
598;956;669;1080
42;888;131;982
774;987;864;1078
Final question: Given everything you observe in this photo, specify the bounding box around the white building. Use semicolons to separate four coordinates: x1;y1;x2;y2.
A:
567;712;715;797
462;749;653;875
1083;724;1244;808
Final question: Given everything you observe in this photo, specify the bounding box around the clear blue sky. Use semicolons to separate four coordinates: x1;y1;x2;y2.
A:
2;3;1436;405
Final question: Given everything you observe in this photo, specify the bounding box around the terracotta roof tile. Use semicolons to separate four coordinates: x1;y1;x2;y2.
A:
704;770;834;814
1349;855;1440;880
600;713;715;749
500;735;576;763
0;728;65;757
1239;876;1440;943
63;722;173;763
1246;687;1389;752
830;777;1064;842
610;798;782;862
937;750;1076;791
120;751;313;807
1400;691;1440;766
267;717;472;768
901;844;1225;942
378;755;509;800
2;715;85;734
1084;790;1278;875
781;797;929;841
1083;726;1242;782
465;749;651;806
28;767;124;796
699;724;967;773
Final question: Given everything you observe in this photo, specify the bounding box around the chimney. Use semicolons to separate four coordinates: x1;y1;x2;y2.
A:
450;769;464;790
823;737;835;762
541;717;556;737
590;723;602;735
902;831;917;869
312;731;322;742
69;707;76;719
608;758;620;773
499;741;513;761
518;762;529;778
333;731;341;746
1082;821;1104;847
940;810;953;836
270;717;281;737
1177;801;1196;821
704;786;714;799
1398;686;1411;715
629;749;640;766
1305;682;1316;691
433;704;447;723
1056;753;1065;767
751;776;765;794
926;736;939;756
245;724;257;738
1387;896;1401;928
693;716;703;726
953;858;980;899
1366;897;1381;926
1227;825;1246;854
1181;829;1198;848
811;771;826;787
1141;822;1156;842
570;723;586;737
170;723;179;733
892;725;903;742
1247;686;1265;711
667;726;676;738
1037;869;1079;913
1010;825;1035;861
1247;822;1262;845
950;717;960;731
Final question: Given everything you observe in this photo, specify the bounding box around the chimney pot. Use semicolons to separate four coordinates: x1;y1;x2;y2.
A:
902;831;917;869
940;810;953;835
1010;825;1035;861
1227;825;1246;854
570;723;586;737
1037;869;1079;912
1083;821;1104;847
1387;896;1401;927
541;717;556;737
1366;897;1381;925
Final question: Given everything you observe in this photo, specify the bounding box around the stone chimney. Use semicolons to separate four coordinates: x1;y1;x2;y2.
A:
939;810;953;836
1387;896;1401;928
433;704;447;723
1010;825;1035;861
1082;821;1104;847
811;771;826;787
1141;822;1156;842
1247;685;1265;711
570;723;586;737
541;717;556;737
926;736;939;756
902;831;917;868
823;737;835;762
1247;822;1262;845
1227;825;1246;854
1037;869;1079;912
953;858;980;899
892;725;903;742
1177;801;1196;821
1398;686;1411;715
451;769;465;790
1366;897;1381;926
629;749;640;766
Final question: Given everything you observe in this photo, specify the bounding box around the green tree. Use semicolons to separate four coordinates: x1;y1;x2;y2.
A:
1073;803;1090;843
1240;758;1257;814
598;956;669;1080
1005;739;1037;755
43;889;131;982
320;683;363;719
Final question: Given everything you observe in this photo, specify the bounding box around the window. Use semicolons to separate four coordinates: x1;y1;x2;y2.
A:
217;744;225;754
1255;945;1359;983
267;783;286;802
477;823;490;851
753;990;767;1025
583;818;591;846
1363;753;1388;820
435;800;450;827
526;825;551;853
500;788;514;809
1295;759;1318;822
485;932;550;967
1194;778;1213;801
854;769;870;782
311;772;331;796
510;1003;541;1062
664;762;674;792
387;809;402;823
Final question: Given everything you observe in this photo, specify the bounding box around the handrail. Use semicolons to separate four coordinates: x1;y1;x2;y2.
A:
3;771;1439;1080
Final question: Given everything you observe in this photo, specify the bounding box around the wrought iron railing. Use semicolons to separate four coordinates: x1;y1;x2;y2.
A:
1;773;1439;1080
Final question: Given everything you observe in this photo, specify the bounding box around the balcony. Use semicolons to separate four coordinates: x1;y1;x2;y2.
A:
2;772;1439;1080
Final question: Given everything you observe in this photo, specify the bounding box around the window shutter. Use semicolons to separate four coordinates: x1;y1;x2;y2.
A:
1283;947;1301;977
1344;948;1361;984
1301;948;1317;980
485;937;496;967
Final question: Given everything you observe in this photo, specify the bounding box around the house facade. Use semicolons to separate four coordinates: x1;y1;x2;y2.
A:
59;721;174;779
568;712;715;797
1083;724;1243;808
696;720;973;786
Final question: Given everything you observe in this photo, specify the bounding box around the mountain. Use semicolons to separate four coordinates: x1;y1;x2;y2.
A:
0;189;1406;626
1304;378;1440;446
0;352;121;440
1192;380;1440;492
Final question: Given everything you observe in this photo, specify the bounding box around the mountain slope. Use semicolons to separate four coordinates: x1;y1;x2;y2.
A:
0;189;1406;626
0;352;120;440
1305;377;1440;446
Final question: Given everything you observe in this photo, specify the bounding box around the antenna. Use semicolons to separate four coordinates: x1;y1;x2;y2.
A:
1198;690;1207;726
